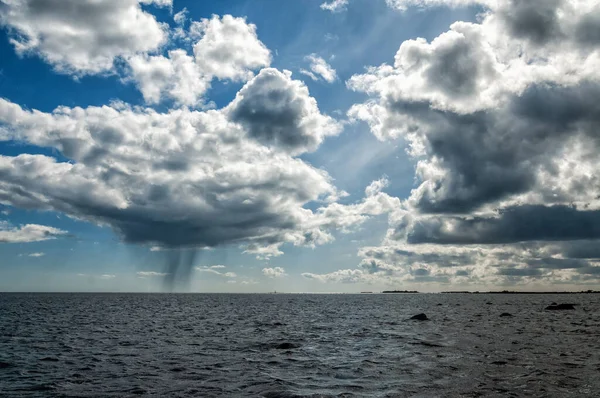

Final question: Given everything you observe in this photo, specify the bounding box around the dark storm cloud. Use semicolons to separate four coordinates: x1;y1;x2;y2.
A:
574;7;600;45
425;34;493;98
577;266;600;275
512;82;600;130
525;257;589;270
0;90;345;255
228;68;340;155
407;205;600;245
105;203;295;248
359;247;476;270
382;81;600;215
560;241;600;259
411;109;534;214
339;0;600;287
498;0;564;45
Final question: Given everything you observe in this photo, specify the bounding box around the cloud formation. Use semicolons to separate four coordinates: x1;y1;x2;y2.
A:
0;4;402;265
137;271;168;277
335;0;600;287
320;0;349;12
191;15;271;81
195;266;237;278
0;73;347;255
0;221;68;243
300;55;337;83
228;68;342;155
127;49;209;106
262;267;286;278
0;0;170;75
128;15;271;106
5;0;598;290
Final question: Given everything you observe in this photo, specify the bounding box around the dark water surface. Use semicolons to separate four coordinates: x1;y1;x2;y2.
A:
1;293;599;397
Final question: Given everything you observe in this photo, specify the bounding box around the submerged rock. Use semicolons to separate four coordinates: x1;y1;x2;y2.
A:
500;312;513;317
413;341;443;347
410;313;429;321
275;342;300;350
545;304;576;310
0;361;12;369
39;357;59;362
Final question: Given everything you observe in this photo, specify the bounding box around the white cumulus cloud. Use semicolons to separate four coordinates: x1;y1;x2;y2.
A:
0;0;170;76
262;267;287;278
301;54;337;83
320;0;349;12
0;222;68;243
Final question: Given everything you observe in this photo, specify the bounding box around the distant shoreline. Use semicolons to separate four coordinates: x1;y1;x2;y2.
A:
381;290;600;294
1;290;599;295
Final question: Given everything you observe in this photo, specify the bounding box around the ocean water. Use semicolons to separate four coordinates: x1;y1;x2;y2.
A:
1;293;599;397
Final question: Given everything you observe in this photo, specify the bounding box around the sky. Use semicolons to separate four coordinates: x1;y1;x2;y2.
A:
1;0;600;293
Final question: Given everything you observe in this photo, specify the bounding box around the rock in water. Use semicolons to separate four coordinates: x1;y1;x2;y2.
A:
275;342;299;350
545;304;576;310
500;313;513;317
410;313;429;321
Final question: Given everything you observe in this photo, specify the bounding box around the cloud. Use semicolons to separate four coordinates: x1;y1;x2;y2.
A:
348;0;600;217
300;54;337;83
191;15;271;81
136;271;168;277
127;14;271;106
28;252;45;257
262;267;286;278
384;0;487;10
302;269;365;283
78;273;116;280
0;85;340;253
0;61;396;262
365;177;389;197
0;4;399;262
405;205;600;245
228;68;342;155
328;0;600;287
127;50;209;106
0;222;68;243
195;266;236;278
321;0;485;13
0;0;170;76
320;0;349;12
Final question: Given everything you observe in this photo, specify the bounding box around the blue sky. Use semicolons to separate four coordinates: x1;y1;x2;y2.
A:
2;0;600;292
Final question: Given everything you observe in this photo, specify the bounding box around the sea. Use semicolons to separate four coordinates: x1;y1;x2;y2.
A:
1;293;599;397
